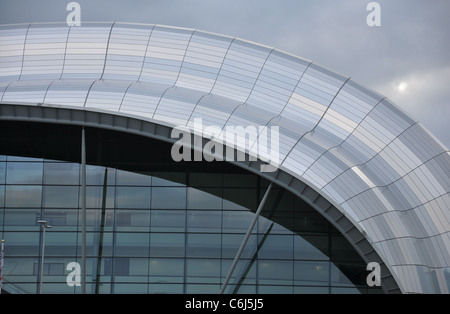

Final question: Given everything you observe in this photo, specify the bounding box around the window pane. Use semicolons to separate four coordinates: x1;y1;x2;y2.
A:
187;233;221;258
152;172;186;186
86;186;115;208
331;235;361;262
44;163;79;185
149;258;184;283
258;260;293;285
187;210;221;232
7;156;42;162
0;185;4;207
6;162;43;184
294;235;329;261
222;234;257;259
86;166;115;185
150;233;185;257
5;185;42;207
116;169;151;186
0;162;5;183
187;187;222;209
151;210;185;232
257;234;293;260
44;186;79;208
115;209;150;231
4;208;41;230
113;258;130;276
222;210;254;233
294;286;329;294
115;186;150;208
148;284;183;294
44;208;78;230
187;259;220;283
293;209;329;233
151;187;186;209
331;261;367;286
5;231;40;255
115;233;149;257
45;232;78;256
294;261;329;286
223;188;256;210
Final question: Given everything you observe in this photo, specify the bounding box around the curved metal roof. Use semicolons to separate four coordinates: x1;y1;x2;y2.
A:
0;22;449;293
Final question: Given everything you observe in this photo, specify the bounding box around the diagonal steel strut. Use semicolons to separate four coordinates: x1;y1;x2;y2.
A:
220;183;273;294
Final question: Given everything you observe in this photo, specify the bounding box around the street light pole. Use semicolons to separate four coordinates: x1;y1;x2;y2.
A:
37;220;52;294
0;239;4;294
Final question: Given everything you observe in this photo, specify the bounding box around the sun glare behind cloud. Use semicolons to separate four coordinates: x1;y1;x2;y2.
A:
398;82;408;92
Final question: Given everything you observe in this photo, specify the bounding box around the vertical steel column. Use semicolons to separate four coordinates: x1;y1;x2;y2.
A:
39;224;46;294
81;127;86;294
220;183;273;294
95;168;108;294
0;240;4;294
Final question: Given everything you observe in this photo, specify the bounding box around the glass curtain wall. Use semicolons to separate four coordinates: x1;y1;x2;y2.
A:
0;121;381;294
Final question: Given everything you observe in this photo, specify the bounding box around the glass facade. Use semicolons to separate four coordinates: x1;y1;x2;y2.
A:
0;121;381;294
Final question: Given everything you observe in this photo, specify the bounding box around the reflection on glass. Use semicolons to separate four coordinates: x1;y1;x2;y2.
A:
6;162;43;184
187;210;221;233
222;234;257;259
152;172;186;186
187;188;222;209
151;210;185;232
44;186;79;208
0;161;5;183
150;233;185;257
187;233;221;258
223;188;256;210
0;152;378;294
115;233;149;257
150;258;184;283
258;260;293;285
115;186;150;208
5;185;42;207
294;235;329;261
257;234;293;260
222;210;254;233
151;187;186;209
330;261;367;287
0;186;4;207
116;209;150;228
116;169;151;186
294;261;329;286
86;186;115;208
187;259;220;284
44;163;79;185
4;208;41;230
86;166;116;185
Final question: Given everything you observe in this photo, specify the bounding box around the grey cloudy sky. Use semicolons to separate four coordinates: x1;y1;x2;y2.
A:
1;0;449;148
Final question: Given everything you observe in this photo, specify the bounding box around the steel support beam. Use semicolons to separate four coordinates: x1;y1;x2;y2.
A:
220;183;273;294
81;127;86;294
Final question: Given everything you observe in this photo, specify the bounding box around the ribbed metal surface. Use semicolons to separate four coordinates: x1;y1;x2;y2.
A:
0;22;449;293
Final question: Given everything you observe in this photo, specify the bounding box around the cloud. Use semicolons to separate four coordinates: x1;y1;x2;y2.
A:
374;66;450;148
0;0;448;148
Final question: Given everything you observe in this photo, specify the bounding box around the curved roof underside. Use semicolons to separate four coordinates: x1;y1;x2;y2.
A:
0;22;449;293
